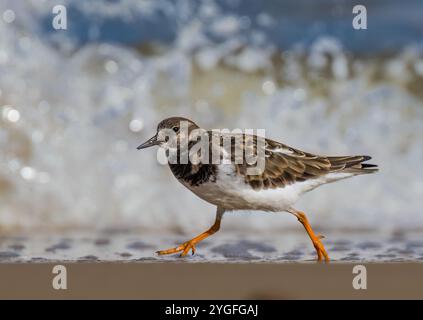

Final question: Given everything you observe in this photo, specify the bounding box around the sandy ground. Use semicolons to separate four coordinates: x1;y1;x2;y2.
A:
1;230;423;299
1;230;423;263
1;262;423;299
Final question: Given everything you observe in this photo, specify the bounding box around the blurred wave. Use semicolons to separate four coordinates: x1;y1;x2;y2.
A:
0;0;423;232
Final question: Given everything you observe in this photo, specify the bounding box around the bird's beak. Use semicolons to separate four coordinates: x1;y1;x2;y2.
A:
137;134;160;150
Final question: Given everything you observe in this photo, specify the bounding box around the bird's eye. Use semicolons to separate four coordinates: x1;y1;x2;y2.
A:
172;126;179;132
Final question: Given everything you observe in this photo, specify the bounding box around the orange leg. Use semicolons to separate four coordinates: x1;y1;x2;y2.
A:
157;207;224;257
289;208;329;262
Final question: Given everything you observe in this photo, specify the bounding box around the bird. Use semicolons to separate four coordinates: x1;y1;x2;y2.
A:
137;116;378;262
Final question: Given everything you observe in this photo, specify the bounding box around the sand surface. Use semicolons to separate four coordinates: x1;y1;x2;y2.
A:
1;230;422;263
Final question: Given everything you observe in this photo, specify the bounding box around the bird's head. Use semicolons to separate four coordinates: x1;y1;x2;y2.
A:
137;117;199;150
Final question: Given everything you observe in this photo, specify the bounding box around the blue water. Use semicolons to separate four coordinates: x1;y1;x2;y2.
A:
39;0;423;53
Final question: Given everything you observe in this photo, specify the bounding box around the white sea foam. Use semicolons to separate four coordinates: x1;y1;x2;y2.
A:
0;1;422;233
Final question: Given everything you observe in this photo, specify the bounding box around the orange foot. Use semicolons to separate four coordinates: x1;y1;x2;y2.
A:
293;210;330;262
156;212;223;258
156;240;196;257
312;234;329;262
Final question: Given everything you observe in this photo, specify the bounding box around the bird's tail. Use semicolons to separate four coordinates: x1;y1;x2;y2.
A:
327;155;378;175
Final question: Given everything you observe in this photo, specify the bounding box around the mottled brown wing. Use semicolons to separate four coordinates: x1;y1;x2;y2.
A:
226;134;375;190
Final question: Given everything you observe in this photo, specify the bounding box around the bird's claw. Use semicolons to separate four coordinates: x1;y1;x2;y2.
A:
156;240;197;257
180;241;196;257
312;237;329;262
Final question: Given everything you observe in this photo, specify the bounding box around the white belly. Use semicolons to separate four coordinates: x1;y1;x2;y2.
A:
181;164;354;212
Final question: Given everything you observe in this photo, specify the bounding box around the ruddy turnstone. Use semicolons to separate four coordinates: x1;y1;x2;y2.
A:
137;117;378;262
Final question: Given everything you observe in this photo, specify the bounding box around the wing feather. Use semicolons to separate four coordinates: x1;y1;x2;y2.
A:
218;133;378;190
